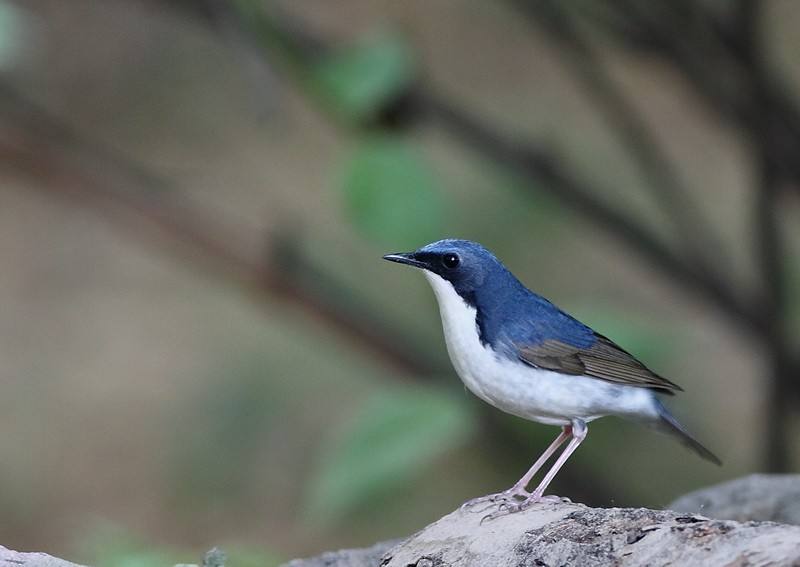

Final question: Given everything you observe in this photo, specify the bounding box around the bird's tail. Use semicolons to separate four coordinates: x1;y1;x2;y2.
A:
653;399;722;466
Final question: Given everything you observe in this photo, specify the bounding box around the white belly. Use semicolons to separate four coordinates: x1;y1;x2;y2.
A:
424;272;656;425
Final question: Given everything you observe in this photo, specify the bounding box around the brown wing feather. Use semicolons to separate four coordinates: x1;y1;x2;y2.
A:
518;334;682;394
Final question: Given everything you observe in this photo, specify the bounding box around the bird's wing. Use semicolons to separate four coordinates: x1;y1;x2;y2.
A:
517;333;682;394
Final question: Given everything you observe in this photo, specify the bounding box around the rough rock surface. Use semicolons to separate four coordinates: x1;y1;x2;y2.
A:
0;546;84;567
283;499;800;567
669;473;800;525
282;539;401;567
380;500;800;567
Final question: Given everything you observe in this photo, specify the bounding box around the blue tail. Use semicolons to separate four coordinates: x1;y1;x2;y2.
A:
654;400;721;465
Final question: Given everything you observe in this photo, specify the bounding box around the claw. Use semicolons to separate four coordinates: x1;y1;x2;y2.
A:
460;495;491;512
477;493;564;523
539;494;569;503
480;502;523;524
461;486;531;512
463;500;496;515
460;494;493;511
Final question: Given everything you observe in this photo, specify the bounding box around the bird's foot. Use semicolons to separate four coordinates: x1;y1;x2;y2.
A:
479;493;568;523
460;486;530;513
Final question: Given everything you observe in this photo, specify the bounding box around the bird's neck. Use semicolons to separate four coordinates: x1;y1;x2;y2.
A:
424;270;525;348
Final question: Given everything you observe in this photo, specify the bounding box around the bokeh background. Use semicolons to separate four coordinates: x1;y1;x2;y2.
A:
1;1;799;565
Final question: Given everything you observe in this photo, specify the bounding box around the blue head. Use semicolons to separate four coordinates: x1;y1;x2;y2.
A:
383;239;516;301
383;239;596;352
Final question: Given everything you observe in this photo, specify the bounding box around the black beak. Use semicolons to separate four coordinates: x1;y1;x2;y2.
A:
382;252;426;269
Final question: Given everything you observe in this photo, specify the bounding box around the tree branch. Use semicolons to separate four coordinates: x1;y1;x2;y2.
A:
595;0;800;187
0;82;443;378
225;3;764;341
737;0;797;468
509;0;730;278
417;91;762;335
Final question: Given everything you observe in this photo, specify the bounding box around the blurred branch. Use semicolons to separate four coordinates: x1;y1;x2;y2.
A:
571;0;800;469
145;0;628;504
417;91;761;334
755;155;792;471
491;0;800;471
737;1;795;472
509;0;729;277
0;78;619;504
0;82;443;378
596;0;800;466
593;0;800;186
218;1;800;471
221;2;763;340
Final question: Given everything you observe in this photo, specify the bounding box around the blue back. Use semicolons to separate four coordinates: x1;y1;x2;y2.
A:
417;240;597;357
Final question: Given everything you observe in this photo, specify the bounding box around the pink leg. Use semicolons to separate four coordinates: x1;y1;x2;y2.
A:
508;425;572;492
462;425;572;511
482;420;588;521
527;420;587;500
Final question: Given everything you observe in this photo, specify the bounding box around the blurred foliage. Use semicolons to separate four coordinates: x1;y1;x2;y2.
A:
82;527;184;567
0;0;25;70
81;525;282;567
313;33;414;124
341;136;444;248
306;385;476;521
170;362;283;510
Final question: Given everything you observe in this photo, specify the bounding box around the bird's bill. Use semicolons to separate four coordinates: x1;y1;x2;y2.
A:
382;252;427;269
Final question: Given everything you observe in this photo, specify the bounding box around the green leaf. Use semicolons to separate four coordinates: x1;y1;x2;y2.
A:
81;525;285;567
0;1;27;70
307;386;475;521
788;258;800;336
342;136;443;248
80;525;187;567
169;361;282;509
313;33;413;123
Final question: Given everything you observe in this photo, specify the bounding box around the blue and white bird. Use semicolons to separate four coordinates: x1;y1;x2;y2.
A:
383;239;720;516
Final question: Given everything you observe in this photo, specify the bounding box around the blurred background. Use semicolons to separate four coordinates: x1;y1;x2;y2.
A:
0;0;799;565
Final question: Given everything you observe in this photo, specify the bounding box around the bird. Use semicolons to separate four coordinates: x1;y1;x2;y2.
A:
383;239;720;518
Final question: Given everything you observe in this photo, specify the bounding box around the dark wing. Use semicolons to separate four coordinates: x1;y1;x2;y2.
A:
517;333;682;394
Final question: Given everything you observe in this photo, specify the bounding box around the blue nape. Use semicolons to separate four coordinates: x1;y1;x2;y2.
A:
415;239;597;355
469;264;596;355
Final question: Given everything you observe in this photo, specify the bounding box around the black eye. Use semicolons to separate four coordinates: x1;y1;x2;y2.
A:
442;253;460;269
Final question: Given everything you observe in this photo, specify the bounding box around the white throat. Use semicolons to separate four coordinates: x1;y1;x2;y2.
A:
423;271;496;404
423;271;479;347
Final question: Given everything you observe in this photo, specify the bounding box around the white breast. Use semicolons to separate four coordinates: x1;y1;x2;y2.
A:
423;272;657;425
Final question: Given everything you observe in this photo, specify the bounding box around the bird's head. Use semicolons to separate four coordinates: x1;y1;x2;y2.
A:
383;239;507;297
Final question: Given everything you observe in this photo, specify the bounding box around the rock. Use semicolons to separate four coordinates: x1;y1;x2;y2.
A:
669;473;800;525
0;546;85;567
379;500;800;567
281;539;401;567
282;497;800;567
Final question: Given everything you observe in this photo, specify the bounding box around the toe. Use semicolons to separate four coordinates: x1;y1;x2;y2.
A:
538;494;563;503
